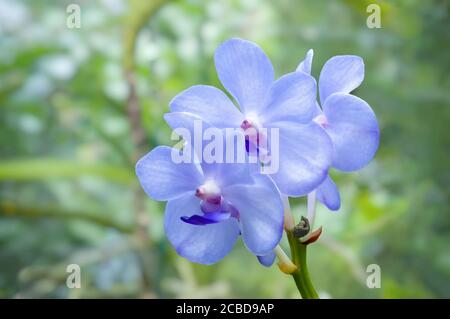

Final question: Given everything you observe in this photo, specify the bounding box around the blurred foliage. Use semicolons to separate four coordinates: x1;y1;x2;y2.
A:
0;0;449;298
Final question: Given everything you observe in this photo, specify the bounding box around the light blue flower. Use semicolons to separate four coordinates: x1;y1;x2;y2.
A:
135;140;284;265
297;50;380;210
168;38;333;197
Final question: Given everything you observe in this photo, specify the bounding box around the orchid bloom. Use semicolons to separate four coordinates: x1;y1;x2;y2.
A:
297;49;380;210
136;139;283;265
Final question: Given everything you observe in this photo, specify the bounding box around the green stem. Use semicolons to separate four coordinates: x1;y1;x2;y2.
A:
287;230;319;299
0;201;135;233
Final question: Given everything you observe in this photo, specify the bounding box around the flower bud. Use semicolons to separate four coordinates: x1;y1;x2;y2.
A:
293;216;310;238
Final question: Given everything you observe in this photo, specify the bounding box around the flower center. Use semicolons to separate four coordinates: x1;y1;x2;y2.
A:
240;119;253;131
240;117;267;156
195;180;222;213
240;113;261;131
181;181;239;226
313;114;328;128
195;180;221;200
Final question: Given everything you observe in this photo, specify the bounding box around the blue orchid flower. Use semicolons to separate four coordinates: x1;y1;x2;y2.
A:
135;142;284;265
168;38;333;197
297;49;380;210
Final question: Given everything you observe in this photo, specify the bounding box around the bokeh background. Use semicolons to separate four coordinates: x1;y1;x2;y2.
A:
0;0;449;298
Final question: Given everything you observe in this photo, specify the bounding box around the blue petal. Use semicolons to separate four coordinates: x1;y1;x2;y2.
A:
316;175;341;211
296;49;314;75
164;112;254;185
259;71;317;124
169;85;243;128
312;102;323;117
164;111;212;144
269;121;332;196
164;112;217;176
214;38;274;114
322;93;379;171
257;251;276;267
135;146;204;201
319;55;364;104
165;194;240;264
214;162;255;188
222;175;283;256
295;50;322;117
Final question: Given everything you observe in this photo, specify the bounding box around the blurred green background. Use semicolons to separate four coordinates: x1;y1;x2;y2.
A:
0;0;449;298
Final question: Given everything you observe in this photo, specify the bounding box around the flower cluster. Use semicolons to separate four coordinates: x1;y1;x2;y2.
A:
136;39;379;266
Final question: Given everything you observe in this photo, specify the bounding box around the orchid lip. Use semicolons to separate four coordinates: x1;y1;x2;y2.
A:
181;199;240;226
181;211;231;226
200;199;222;213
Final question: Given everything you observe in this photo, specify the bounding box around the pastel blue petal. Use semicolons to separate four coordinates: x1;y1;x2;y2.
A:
296;49;314;75
164;111;212;141
214;162;255;188
214;38;274;114
312;102;323;117
164;112;254;184
169;85;243;128
222;175;283;255
259;71;317;124
165;194;240;265
319;55;364;103
322;93;379;171
135;146;204;201
257;251;276;267
164;112;216;176
269;121;332;196
316;175;341;211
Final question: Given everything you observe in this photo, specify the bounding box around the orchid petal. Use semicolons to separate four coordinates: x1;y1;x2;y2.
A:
319;55;364;103
223;175;283;255
170;85;243;128
269;121;332;196
322;93;379;171
165;194;240;264
257;251;276;267
214;38;274;114
136;146;203;201
316;175;341;211
296;49;314;75
260;71;317;124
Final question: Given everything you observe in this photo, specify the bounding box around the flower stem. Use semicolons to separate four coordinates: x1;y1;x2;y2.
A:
284;197;319;299
287;230;319;299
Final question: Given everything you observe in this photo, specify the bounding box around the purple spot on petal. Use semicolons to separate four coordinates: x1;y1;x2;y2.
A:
181;211;231;226
245;136;250;153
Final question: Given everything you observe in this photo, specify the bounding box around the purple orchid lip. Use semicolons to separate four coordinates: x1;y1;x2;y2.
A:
186;180;236;225
200;198;222;213
181;211;231;226
181;199;240;226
